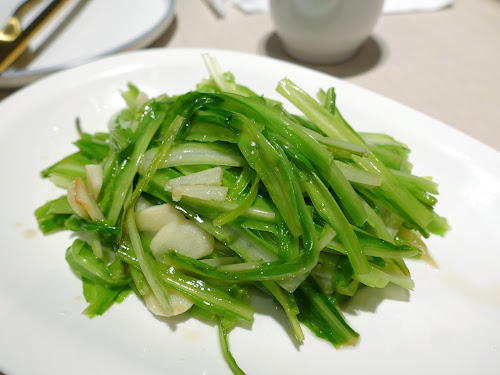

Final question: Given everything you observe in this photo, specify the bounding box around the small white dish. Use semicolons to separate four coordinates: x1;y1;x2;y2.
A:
270;0;384;64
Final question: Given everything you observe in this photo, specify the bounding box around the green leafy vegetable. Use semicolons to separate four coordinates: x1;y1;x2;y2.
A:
34;55;448;374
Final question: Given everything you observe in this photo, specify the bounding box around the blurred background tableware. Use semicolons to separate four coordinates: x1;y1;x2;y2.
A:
0;0;70;74
0;0;176;88
269;0;384;64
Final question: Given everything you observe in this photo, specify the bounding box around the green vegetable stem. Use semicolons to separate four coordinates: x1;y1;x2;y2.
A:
35;54;448;375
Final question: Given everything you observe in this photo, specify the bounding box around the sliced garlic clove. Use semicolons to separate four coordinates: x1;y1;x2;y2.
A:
135;203;186;232
143;289;193;317
67;177;104;221
67;178;90;219
150;220;214;260
134;196;153;212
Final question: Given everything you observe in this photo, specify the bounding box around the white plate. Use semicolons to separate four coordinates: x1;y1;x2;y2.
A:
0;48;499;375
0;0;175;88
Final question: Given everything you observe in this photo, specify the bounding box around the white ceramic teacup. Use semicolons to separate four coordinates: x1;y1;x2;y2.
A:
269;0;384;64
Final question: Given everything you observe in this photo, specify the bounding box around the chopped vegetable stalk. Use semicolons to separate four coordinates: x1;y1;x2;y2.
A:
217;316;246;375
99;102;170;225
213;174;260;226
238;118;304;237
139;142;245;175
126;207;173;313
276;78;449;237
334;160;382;187
298;167;370;275
35;196;74;234
35;55;449;375
82;278;130;318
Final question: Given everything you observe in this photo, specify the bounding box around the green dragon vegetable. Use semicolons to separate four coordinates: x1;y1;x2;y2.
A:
35;54;448;374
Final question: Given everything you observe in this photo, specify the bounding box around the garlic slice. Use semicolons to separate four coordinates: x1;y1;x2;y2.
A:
150;220;214;260
67;177;104;221
143;289;193;317
135;203;186;232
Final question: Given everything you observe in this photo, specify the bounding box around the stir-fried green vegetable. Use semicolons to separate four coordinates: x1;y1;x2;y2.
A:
35;55;448;374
